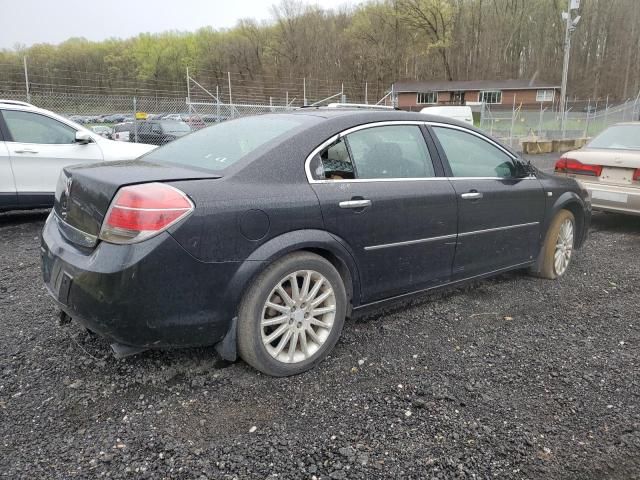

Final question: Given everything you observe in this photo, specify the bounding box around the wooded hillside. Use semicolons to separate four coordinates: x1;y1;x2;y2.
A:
1;0;638;103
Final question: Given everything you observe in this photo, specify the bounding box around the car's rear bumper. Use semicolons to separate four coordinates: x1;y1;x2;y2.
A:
582;181;640;216
41;214;245;349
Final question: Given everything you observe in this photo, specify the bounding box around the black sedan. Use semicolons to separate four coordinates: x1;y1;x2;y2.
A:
41;110;591;376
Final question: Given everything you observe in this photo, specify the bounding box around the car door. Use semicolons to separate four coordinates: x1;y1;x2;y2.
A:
309;123;458;303
1;109;103;206
429;124;546;279
0;127;18;209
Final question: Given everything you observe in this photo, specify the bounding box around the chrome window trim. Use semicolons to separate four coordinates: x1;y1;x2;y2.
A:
363;222;540;251
304;120;520;184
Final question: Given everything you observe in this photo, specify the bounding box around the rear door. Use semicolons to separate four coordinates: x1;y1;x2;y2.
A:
429;124;545;279
309;122;458;303
1;109;103;206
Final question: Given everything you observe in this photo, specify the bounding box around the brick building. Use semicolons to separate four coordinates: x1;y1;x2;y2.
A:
392;79;560;110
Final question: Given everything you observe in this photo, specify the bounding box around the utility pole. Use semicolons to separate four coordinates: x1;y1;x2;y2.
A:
559;0;581;134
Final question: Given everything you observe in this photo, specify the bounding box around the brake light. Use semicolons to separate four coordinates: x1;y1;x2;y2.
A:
633;169;640;182
554;157;602;177
99;183;194;244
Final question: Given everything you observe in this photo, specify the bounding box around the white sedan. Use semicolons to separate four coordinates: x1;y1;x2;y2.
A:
0;100;156;211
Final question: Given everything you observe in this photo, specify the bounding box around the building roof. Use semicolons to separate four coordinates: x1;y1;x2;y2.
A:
393;79;560;93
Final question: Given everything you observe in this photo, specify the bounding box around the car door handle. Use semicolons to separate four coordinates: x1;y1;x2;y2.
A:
14;148;39;154
339;199;372;209
461;192;483;200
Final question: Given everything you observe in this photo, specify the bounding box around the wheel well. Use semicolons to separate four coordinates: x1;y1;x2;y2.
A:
559;201;585;246
304;247;355;315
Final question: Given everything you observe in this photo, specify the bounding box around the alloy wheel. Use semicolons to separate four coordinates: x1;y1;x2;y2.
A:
260;270;336;364
554;218;574;276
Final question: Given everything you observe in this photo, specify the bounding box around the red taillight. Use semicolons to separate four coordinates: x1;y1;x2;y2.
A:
555;157;602;177
633;169;640;182
100;183;193;244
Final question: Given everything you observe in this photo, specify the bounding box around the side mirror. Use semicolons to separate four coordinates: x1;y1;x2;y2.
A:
514;159;535;178
75;131;92;144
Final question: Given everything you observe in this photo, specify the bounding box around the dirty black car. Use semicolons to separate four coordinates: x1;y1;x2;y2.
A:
41;110;591;376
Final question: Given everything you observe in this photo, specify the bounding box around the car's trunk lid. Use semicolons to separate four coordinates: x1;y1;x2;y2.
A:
54;159;220;247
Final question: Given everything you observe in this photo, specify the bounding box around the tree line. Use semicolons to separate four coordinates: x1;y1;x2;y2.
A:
1;0;638;104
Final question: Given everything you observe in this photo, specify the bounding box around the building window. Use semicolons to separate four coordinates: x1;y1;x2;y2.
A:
479;91;502;104
536;89;555;102
416;92;437;104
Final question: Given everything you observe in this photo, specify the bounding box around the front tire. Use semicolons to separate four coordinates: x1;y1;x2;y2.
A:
535;209;576;279
237;252;347;376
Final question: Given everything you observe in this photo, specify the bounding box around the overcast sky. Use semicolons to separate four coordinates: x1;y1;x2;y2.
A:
0;0;355;50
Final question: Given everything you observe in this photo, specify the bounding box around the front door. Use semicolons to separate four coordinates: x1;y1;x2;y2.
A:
430;125;546;279
0;140;18;209
0;110;103;206
309;123;458;303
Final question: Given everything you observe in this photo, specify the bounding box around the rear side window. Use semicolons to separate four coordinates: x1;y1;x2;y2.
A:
346;125;434;179
432;126;515;178
145;115;308;172
3;110;76;144
311;125;435;180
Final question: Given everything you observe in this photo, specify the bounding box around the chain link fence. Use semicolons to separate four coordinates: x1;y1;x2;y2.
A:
479;95;640;150
2;82;639;150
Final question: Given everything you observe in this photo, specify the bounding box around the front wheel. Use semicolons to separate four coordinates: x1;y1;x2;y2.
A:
237;252;347;376
535;209;576;279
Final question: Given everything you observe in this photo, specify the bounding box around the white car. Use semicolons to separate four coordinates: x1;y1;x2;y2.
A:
419;105;474;125
0;100;156;211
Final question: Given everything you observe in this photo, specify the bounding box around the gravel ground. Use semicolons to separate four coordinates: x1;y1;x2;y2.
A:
1;160;639;479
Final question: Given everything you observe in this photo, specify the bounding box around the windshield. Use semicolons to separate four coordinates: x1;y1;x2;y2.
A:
161;121;191;133
587;125;640;150
145;115;309;171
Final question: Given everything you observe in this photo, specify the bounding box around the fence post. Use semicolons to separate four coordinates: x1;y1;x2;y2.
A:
133;96;138;143
584;98;591;137
303;77;307;106
365;82;368;104
23;56;30;103
604;95;609;127
286;91;289;109
509;95;516;148
216;85;220;122
538;102;544;138
227;72;233;118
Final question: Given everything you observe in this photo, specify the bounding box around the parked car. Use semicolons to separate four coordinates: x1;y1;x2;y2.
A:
111;121;134;142
91;125;114;138
0;100;156;211
41;110;590;376
134;120;192;145
162;114;183;121
420;105;474;125
555;122;640;216
185;115;207;130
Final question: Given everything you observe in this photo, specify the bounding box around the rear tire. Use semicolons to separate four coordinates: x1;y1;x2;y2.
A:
534;209;576;279
237;252;347;376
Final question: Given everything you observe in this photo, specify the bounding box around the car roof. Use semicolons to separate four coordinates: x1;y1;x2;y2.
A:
287;107;472;127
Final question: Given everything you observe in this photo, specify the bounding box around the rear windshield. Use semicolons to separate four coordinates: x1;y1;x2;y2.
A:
144;115;308;171
160;121;191;133
587;125;640;150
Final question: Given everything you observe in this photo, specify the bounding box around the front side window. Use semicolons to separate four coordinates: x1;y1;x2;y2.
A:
479;91;502;104
417;92;437;104
432;126;515;178
2;110;76;144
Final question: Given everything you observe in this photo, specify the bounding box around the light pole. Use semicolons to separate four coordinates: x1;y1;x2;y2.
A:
559;0;581;134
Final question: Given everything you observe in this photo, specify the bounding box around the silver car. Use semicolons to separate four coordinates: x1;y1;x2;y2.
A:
555;122;640;216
